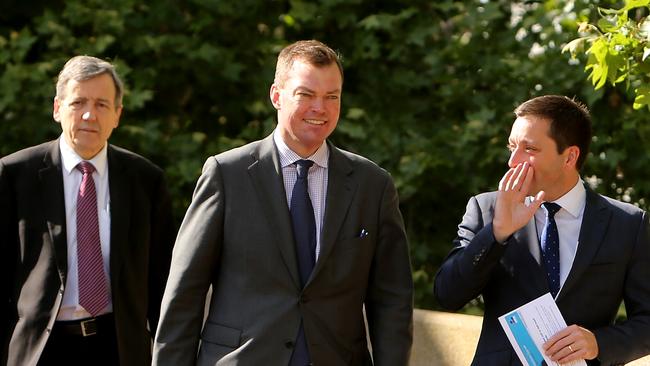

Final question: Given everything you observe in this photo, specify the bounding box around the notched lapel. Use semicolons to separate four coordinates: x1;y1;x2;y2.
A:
39;142;68;283
506;219;549;298
557;189;610;301
309;146;357;284
247;136;301;289
108;147;132;285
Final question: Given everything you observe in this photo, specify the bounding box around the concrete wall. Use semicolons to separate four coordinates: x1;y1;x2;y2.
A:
410;309;650;366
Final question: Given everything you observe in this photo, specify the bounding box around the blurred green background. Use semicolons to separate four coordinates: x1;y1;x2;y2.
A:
2;0;649;313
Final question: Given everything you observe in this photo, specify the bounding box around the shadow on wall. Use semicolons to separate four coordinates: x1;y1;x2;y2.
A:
410;309;650;366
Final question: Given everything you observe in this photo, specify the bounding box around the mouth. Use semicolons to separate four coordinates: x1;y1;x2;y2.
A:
304;119;326;126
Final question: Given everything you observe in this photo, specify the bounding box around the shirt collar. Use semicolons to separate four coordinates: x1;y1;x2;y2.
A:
273;129;329;169
546;179;586;218
59;134;108;177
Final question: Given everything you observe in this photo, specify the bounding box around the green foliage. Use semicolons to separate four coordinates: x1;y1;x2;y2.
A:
2;0;650;312
563;0;650;109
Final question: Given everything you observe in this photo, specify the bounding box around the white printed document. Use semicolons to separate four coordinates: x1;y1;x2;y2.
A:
498;293;587;366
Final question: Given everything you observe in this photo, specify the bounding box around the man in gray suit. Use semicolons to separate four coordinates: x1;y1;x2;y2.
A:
1;56;175;365
434;95;650;365
153;40;413;365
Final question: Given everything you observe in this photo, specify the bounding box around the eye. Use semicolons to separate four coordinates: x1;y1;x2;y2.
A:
69;100;83;108
326;95;340;100
525;146;538;152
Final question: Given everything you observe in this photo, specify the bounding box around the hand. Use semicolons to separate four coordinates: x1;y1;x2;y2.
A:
543;324;599;363
492;162;544;242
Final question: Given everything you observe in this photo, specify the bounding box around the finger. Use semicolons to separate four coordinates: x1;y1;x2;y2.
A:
518;162;534;194
556;342;584;364
504;164;523;191
543;325;572;352
499;167;516;191
511;162;529;191
544;324;569;349
527;190;545;216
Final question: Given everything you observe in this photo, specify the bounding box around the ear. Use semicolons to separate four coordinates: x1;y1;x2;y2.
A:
565;146;580;168
114;105;123;127
53;97;61;123
270;84;281;110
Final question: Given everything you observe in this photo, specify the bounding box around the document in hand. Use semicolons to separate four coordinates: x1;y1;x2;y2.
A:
498;293;587;366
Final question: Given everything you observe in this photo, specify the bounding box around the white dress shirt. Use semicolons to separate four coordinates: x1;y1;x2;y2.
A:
273;130;329;260
58;136;113;320
529;179;586;298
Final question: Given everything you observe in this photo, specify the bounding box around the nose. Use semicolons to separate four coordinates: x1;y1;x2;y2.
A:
310;97;325;113
508;149;521;168
508;148;525;168
81;107;98;122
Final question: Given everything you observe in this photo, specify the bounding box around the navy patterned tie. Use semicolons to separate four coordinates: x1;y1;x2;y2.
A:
289;159;315;366
541;202;562;298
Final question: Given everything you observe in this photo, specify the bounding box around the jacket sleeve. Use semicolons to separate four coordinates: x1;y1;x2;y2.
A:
364;174;414;366
0;159;16;365
152;157;225;366
593;210;650;364
147;169;176;335
434;195;509;311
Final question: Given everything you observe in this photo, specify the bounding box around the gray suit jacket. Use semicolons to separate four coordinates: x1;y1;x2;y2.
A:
434;186;650;365
153;135;413;366
0;139;175;366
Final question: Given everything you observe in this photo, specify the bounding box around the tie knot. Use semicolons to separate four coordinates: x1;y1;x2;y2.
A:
543;202;561;217
76;161;96;175
295;160;313;179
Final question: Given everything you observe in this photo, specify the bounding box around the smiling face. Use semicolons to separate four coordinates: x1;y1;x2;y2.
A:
270;59;342;158
507;115;580;201
53;73;122;160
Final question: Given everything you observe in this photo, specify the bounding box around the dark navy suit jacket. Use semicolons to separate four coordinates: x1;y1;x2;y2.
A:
435;186;650;365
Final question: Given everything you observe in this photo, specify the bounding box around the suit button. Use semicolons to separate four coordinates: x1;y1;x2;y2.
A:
284;340;294;349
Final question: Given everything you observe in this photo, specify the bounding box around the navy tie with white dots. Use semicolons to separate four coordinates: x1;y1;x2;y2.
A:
541;202;562;298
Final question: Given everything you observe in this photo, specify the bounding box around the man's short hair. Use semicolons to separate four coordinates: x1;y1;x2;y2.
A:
56;55;124;108
274;40;343;86
515;95;592;170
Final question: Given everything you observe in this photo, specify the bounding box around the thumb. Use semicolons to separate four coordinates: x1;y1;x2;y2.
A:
528;190;545;213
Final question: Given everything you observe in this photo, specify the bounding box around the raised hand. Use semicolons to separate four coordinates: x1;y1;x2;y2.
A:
493;162;544;242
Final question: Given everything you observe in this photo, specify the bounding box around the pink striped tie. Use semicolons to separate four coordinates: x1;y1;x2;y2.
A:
76;161;110;317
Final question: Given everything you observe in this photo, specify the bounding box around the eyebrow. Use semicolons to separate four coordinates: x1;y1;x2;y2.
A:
508;137;535;145
294;86;341;94
72;96;113;105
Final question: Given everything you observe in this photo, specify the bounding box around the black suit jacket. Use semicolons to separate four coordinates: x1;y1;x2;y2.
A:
0;139;175;366
153;135;413;366
434;186;650;365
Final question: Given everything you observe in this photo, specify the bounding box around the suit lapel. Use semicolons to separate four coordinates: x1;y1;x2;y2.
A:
557;187;610;301
39;140;68;282
247;135;302;289
107;146;131;285
309;143;357;284
508;219;550;298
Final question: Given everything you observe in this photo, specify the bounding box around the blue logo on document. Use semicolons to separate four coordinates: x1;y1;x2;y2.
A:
505;311;547;366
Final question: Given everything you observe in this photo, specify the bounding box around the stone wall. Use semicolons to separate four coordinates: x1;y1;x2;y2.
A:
410;309;650;366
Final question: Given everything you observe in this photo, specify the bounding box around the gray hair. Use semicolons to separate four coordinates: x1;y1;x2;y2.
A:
55;55;124;108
